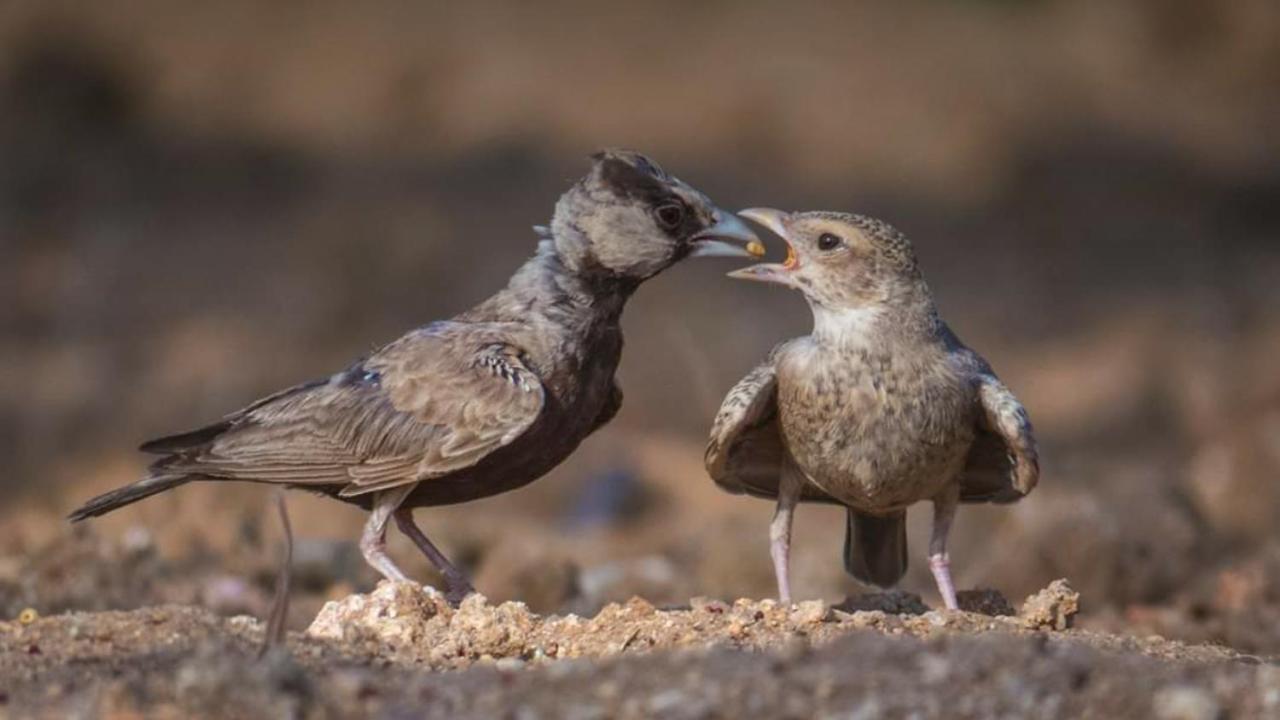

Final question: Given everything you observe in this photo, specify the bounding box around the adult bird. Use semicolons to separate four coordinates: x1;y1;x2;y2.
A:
706;209;1038;609
70;150;763;604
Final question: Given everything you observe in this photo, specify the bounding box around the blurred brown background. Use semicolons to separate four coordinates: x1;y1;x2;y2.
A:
3;0;1280;649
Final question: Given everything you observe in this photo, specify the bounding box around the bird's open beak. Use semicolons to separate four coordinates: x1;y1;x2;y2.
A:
689;210;767;259
726;208;798;287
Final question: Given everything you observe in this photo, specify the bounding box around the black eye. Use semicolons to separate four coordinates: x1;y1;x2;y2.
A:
817;233;843;251
654;202;685;230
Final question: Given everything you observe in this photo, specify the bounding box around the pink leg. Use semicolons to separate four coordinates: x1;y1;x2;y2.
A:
394;508;475;605
770;463;804;604
360;488;414;583
929;484;960;610
929;555;958;611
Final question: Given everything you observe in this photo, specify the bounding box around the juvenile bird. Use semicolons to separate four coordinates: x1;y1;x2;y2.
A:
706;209;1038;609
70;150;762;603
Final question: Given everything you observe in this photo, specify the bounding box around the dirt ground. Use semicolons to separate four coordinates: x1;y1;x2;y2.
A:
3;578;1276;719
4;424;1280;718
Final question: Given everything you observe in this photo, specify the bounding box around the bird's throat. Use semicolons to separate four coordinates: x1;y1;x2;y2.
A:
810;304;885;347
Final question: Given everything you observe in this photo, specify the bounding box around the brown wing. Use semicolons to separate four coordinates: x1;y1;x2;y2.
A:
705;360;837;504
957;370;1040;504
937;324;1039;504
163;322;545;496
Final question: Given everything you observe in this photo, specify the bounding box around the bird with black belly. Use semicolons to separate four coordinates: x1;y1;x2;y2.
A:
706;209;1038;609
70;150;763;604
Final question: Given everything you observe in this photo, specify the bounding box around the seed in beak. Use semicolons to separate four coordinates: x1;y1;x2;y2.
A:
746;240;766;258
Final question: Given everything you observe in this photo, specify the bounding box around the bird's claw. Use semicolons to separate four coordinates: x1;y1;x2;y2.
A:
443;580;477;607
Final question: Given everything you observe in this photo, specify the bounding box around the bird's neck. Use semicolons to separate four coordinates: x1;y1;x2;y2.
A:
810;304;886;347
505;239;634;324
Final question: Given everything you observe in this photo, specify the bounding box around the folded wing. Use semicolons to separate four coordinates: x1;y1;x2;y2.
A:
150;322;546;497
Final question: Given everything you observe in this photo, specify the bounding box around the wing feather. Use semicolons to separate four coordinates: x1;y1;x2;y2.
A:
706;360;837;504
953;357;1039;502
167;323;545;494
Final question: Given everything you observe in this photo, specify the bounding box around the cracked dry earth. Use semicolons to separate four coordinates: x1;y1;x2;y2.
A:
2;580;1279;718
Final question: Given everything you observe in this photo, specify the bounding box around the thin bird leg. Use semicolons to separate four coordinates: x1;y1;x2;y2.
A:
359;486;415;583
929;484;961;610
394;508;475;605
770;462;805;604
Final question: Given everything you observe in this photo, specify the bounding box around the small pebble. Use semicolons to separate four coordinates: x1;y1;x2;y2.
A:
690;597;729;614
495;657;526;672
789;600;829;626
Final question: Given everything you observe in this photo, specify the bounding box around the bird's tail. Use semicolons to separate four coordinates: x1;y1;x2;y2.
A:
843;508;908;588
68;473;191;522
70;417;237;522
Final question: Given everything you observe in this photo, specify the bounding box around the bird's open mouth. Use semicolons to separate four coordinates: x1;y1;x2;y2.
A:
689;211;766;259
743;207;799;268
726;208;799;286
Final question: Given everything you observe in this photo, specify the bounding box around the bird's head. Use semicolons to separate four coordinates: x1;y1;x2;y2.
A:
549;150;764;283
729;209;930;315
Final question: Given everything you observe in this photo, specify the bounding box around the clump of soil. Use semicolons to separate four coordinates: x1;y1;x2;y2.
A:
1;580;1274;718
302;579;1084;669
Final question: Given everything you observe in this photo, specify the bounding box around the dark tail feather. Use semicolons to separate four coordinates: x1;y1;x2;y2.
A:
139;420;233;454
843;509;909;588
68;474;192;522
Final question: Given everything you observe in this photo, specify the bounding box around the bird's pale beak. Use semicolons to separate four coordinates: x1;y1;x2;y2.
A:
727;208;799;287
689;210;767;259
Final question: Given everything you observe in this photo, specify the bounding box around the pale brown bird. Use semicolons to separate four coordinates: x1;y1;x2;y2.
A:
706;209;1038;609
70;150;762;603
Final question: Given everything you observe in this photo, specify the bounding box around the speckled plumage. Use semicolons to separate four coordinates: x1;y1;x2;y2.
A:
707;209;1038;608
70;150;760;602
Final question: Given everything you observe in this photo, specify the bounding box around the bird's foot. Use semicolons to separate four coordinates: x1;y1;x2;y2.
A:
928;553;959;610
373;564;412;585
392;509;475;606
442;577;477;607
